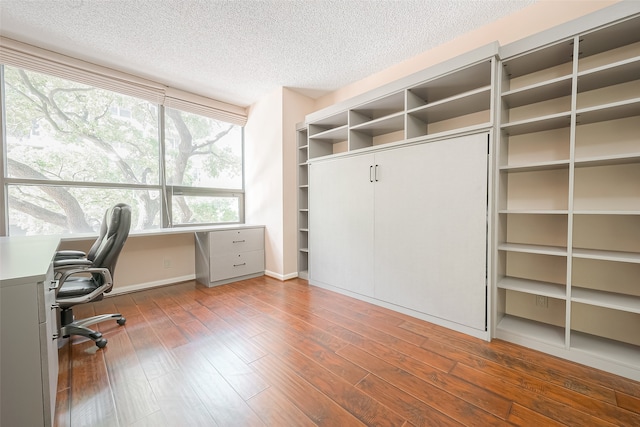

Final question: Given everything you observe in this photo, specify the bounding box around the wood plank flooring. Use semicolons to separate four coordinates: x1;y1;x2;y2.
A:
54;276;640;426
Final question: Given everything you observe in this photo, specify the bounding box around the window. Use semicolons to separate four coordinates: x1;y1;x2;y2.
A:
2;65;244;235
164;108;243;225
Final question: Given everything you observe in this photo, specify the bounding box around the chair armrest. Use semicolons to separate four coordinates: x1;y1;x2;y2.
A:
55;250;87;260
56;267;113;306
54;258;93;268
54;258;93;278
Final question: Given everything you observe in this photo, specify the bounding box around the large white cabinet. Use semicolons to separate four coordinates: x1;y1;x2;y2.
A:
303;45;497;340
310;133;490;337
302;44;497;340
373;134;489;331
1;236;60;427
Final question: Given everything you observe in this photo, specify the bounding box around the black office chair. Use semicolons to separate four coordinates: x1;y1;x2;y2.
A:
55;203;131;348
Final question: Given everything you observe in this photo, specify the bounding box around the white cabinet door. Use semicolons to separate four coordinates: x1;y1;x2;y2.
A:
309;154;375;296
373;133;489;331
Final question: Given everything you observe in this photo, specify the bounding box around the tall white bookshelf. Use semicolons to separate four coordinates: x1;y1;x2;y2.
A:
495;11;640;380
296;124;309;279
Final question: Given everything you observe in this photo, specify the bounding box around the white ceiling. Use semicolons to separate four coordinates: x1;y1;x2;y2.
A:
0;0;536;107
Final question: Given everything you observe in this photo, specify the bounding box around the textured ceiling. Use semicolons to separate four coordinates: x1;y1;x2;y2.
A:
0;0;536;107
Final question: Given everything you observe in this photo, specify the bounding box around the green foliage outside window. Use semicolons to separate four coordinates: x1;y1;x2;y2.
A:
3;66;243;235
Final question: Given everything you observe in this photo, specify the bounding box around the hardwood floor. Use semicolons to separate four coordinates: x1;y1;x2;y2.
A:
55;276;640;427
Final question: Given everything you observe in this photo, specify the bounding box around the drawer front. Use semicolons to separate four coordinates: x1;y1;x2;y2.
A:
209;228;264;254
210;250;265;282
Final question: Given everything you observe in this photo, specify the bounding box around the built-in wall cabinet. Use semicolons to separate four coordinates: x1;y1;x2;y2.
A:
309;133;490;338
298;3;640;379
301;44;497;340
495;9;640;380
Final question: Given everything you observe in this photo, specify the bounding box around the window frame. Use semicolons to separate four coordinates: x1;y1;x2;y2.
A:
0;64;245;236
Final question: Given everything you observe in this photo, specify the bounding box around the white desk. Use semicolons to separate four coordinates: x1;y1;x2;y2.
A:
1;235;60;427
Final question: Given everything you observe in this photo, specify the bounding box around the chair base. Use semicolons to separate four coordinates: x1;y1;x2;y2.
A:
60;308;126;348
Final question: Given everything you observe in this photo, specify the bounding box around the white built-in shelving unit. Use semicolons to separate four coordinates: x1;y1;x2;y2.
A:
495;10;640;379
296;124;309;280
305;44;497;161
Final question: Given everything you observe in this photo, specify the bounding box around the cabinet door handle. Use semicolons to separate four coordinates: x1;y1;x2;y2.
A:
233;262;247;267
370;165;374;182
49;280;59;291
233;240;245;243
375;164;379;181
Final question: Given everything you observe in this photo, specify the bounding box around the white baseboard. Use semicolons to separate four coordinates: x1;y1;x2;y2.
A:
108;270;299;296
107;274;196;296
265;270;298;281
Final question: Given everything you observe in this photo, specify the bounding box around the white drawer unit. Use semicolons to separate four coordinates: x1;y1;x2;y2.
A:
195;226;265;287
1;236;60;427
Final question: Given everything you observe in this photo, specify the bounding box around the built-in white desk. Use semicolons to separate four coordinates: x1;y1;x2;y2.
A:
60;224;267;289
1;235;60;427
60;223;264;241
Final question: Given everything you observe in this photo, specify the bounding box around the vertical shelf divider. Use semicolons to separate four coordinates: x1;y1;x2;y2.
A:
565;35;580;349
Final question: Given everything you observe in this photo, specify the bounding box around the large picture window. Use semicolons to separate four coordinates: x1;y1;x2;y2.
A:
2;65;244;235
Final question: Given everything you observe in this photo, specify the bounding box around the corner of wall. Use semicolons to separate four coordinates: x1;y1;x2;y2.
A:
245;87;315;279
245;87;285;276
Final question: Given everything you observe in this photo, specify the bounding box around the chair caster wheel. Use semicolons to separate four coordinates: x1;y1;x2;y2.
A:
96;338;108;349
117;317;126;326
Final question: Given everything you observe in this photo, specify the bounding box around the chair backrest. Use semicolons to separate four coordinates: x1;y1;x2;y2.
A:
91;203;131;290
85;211;110;261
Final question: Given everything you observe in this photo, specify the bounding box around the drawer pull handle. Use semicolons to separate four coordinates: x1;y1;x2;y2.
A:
233;240;246;243
233;262;247;267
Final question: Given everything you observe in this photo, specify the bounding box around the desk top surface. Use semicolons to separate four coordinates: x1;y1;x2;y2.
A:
0;235;61;288
61;223;264;242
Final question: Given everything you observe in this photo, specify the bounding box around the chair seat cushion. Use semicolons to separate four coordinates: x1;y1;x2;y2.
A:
57;278;100;299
